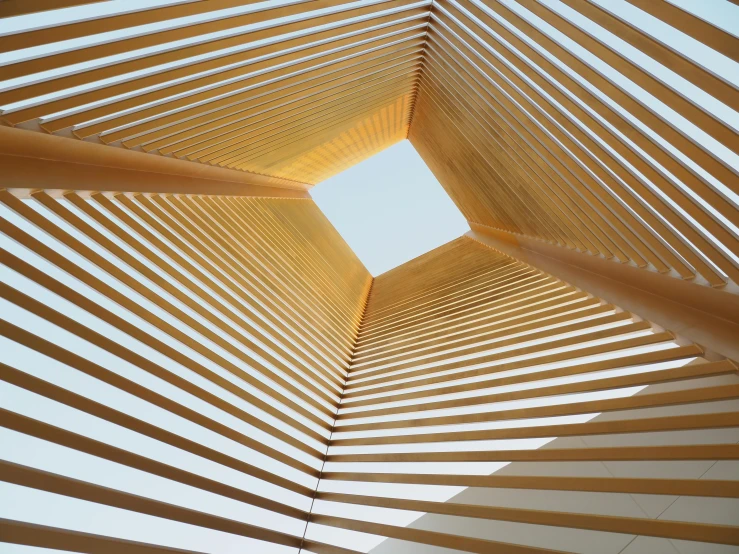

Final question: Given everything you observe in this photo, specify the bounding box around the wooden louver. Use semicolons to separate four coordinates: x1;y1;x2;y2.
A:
0;0;737;293
1;191;737;553
1;1;739;553
0;189;371;553
0;0;426;184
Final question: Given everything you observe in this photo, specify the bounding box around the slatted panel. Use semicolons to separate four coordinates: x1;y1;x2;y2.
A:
3;0;736;284
311;236;739;553
0;0;428;184
1;201;738;552
409;0;739;290
2;1;739;552
0;187;371;554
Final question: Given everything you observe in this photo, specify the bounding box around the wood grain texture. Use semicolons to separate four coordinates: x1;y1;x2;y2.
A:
322;237;739;551
0;0;427;185
409;0;739;292
1;0;739;550
2;207;737;552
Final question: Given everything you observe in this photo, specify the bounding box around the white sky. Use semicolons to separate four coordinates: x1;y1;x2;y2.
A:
310;140;470;276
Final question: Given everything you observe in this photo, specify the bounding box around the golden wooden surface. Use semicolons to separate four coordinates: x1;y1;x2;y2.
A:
1;0;739;551
0;127;309;196
320;237;739;552
1;208;738;551
409;0;739;293
0;0;426;185
1;0;735;297
0;186;371;552
0;0;107;18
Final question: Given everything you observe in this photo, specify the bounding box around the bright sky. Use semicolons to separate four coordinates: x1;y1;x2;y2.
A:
310;140;470;276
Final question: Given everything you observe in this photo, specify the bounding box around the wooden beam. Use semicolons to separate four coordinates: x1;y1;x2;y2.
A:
0;127;309;196
469;224;739;361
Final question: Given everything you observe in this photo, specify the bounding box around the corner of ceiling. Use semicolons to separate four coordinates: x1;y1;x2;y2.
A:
406;3;434;139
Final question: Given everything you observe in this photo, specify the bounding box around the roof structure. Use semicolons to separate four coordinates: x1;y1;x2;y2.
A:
1;1;739;554
2;0;738;286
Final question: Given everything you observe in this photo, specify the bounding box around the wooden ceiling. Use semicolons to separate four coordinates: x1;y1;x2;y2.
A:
1;0;737;288
0;0;426;183
411;0;739;292
1;3;739;553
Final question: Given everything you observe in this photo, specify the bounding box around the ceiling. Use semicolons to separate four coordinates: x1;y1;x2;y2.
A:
1;0;737;289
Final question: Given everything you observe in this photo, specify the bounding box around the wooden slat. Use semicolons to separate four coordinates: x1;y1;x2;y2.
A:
560;0;739;112
339;354;723;420
0;209;331;439
437;2;739;265
0;518;210;554
0;1;107;18
403;0;739;293
339;383;739;432
0;461;363;554
426;10;703;277
0;0;428;183
359;258;519;326
113;194;346;388
310;514;568;554
0;410;306;520
419;19;736;284
419;39;640;262
187;69;420;162
354;280;573;348
351;312;633;378
511;0;739;155
351;303;614;369
357;264;543;337
343;329;672;401
352;290;594;356
330;411;739;446
0;307;324;461
2;1;739;548
172;56;422;159
327;443;739;463
0;182;374;554
624;0;739;62
317;492;739;544
105;44;424;147
0;0;265;53
0;246;330;445
76;193;341;407
144;194;356;358
322;471;739;498
216;89;416;168
26;21;425;131
0;0;382;82
0;365;317;495
22;190;335;425
467;0;739;196
0;459;308;529
1;0;736;280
